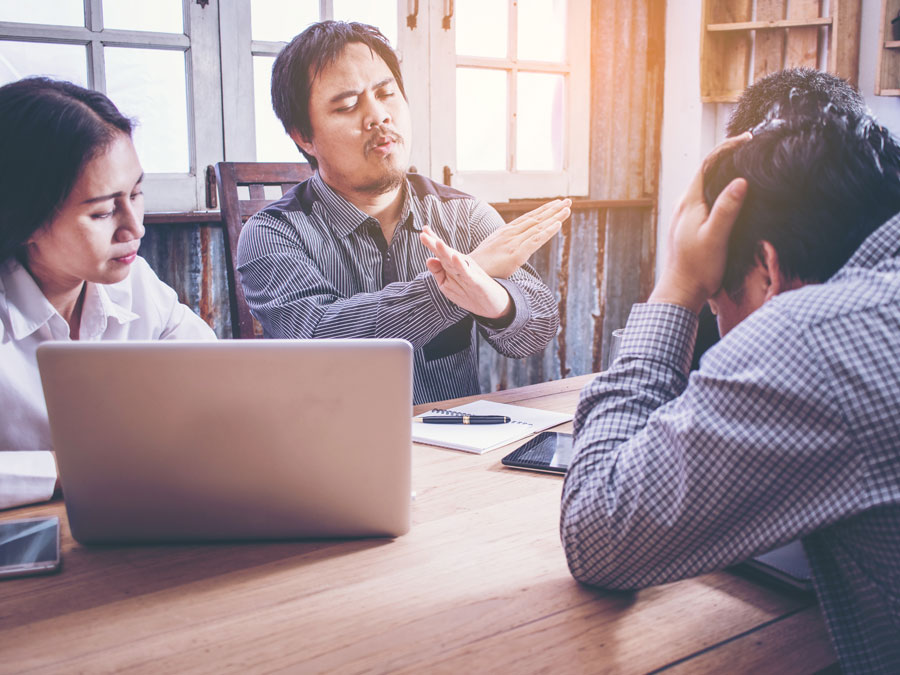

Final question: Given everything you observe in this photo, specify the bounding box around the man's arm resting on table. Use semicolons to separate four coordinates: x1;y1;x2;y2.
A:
560;301;866;590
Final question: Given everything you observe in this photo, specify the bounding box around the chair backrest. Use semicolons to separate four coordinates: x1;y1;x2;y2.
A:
215;162;314;339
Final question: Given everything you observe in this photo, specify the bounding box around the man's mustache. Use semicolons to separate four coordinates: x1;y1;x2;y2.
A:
365;126;403;152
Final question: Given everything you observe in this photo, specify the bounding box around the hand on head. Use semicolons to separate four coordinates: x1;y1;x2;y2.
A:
649;133;751;314
469;198;571;278
419;227;513;320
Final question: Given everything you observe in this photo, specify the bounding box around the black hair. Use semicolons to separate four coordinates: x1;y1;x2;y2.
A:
705;94;900;298
726;67;865;137
0;77;133;263
270;20;406;169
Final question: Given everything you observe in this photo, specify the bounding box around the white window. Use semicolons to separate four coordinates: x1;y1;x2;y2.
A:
220;0;401;165
1;0;590;210
0;0;224;212
223;0;589;203
430;0;590;202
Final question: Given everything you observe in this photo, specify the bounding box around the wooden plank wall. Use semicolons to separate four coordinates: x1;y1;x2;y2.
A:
140;0;667;390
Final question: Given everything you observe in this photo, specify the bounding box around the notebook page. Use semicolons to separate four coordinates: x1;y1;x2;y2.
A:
411;400;573;454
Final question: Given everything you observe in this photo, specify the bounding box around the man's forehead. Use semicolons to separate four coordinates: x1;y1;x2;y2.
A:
310;43;393;94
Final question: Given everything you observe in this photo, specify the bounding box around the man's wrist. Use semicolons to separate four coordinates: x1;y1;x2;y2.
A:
624;303;699;374
480;282;514;322
647;276;708;314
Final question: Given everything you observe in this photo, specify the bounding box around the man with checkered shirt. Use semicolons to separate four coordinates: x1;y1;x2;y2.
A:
562;92;900;672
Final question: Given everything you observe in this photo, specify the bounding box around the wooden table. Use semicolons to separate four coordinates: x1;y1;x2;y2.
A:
0;374;837;673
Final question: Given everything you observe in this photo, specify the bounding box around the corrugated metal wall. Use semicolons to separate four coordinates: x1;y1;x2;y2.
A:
141;0;666;392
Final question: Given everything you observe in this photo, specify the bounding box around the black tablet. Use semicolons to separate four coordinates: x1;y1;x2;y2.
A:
501;431;574;474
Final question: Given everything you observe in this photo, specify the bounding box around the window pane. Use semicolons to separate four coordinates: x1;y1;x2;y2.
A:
105;48;189;173
517;0;566;62
253;55;299;162
333;0;398;47
0;41;87;87
516;72;564;171
456;68;506;171
456;0;507;58
251;0;319;43
102;0;183;34
0;0;83;27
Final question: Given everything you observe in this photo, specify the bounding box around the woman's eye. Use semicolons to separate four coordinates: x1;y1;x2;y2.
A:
91;211;114;220
130;191;143;201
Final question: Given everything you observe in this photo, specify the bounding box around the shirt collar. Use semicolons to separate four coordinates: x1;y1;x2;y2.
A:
843;210;900;270
79;280;139;339
1;259;56;340
0;258;138;340
311;171;418;238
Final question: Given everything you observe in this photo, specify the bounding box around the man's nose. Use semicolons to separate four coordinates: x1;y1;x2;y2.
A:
363;95;391;129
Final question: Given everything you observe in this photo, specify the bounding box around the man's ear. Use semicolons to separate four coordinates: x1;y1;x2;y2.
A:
289;129;315;158
756;241;802;301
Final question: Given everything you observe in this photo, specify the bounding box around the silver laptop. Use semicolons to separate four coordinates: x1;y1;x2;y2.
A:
37;339;412;543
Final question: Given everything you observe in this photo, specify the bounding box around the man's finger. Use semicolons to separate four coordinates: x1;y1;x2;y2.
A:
425;257;446;284
704;177;747;243
682;132;754;206
702;132;752;172
505;199;571;234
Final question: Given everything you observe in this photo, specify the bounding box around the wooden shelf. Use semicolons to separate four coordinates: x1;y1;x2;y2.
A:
701;0;861;104
707;17;832;32
877;0;900;95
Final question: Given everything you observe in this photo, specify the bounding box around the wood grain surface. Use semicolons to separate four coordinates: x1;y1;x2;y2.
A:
0;374;835;674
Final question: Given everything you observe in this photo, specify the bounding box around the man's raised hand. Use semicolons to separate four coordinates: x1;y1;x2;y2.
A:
420;226;513;320
469;198;571;279
649;134;751;313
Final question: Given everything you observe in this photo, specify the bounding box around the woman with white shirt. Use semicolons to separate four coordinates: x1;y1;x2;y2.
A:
0;77;216;510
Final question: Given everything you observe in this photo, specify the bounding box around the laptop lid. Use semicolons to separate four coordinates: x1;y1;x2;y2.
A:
37;339;412;543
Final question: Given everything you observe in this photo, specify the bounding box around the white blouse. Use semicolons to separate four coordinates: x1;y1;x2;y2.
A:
0;256;216;509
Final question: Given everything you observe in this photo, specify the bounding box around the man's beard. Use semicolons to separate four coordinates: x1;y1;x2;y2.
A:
354;164;406;195
356;125;407;194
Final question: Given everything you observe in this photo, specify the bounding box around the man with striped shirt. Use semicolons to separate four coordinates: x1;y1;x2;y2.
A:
562;96;900;671
237;21;569;404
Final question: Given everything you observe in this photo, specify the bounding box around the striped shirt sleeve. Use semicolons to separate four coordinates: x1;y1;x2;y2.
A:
237;209;468;348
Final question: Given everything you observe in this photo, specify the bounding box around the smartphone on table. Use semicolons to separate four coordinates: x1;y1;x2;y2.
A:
0;516;61;579
501;432;574;475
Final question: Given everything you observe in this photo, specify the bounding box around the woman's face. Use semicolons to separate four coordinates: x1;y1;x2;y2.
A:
25;132;145;291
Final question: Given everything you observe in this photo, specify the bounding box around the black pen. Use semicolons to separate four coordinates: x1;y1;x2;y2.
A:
418;414;511;425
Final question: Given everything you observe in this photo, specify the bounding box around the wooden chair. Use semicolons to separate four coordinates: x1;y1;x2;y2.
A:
215;162;314;339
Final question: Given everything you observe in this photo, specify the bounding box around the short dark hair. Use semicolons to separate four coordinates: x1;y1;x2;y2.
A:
705;95;900;297
270;20;406;169
726;67;865;137
0;77;133;263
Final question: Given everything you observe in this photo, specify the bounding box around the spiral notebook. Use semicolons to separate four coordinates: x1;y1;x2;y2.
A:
411;400;573;454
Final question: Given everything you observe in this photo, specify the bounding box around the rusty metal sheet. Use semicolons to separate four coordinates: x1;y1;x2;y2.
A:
139;223;232;338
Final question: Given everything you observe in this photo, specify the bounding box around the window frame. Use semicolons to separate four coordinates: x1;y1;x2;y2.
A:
219;1;427;170
0;0;223;212
429;0;591;202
